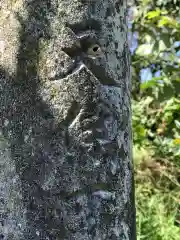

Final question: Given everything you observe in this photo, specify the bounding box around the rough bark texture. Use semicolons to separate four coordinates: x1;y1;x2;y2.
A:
0;0;136;239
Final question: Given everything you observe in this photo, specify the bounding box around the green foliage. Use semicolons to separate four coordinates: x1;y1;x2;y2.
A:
131;0;180;239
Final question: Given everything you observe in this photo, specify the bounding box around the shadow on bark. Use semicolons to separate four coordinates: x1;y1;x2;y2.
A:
0;1;69;239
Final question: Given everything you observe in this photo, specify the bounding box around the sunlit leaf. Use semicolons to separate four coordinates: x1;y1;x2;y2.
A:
146;10;161;19
136;43;154;56
160;34;171;48
159;40;167;52
158;16;177;28
173;138;180;145
140;77;163;89
135;125;146;137
175;120;180;129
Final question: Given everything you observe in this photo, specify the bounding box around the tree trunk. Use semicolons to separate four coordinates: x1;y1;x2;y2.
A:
0;0;136;239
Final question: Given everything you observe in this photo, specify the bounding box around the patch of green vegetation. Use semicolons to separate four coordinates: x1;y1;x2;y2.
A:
134;146;180;240
131;0;180;238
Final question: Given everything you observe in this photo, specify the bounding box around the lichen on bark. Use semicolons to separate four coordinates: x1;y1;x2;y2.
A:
0;0;136;239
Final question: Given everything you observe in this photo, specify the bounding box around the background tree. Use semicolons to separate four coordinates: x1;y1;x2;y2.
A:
0;0;135;239
129;0;180;239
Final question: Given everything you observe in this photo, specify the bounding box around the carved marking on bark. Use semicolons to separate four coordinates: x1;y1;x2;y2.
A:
50;24;121;87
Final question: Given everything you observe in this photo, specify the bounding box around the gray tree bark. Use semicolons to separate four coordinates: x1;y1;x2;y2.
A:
0;0;136;239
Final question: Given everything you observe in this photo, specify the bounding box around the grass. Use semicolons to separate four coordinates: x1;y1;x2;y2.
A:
134;146;180;240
